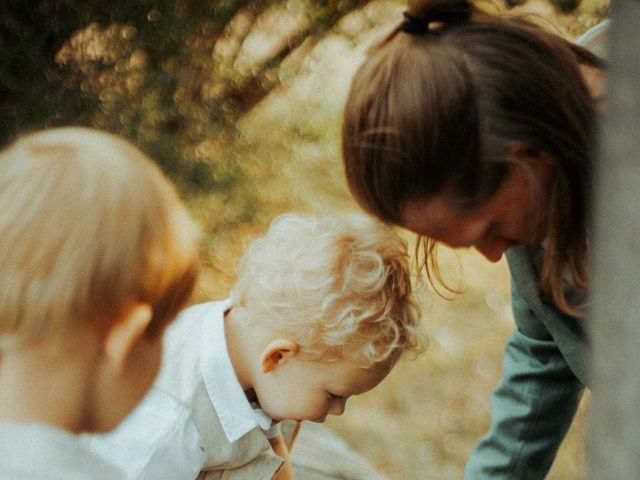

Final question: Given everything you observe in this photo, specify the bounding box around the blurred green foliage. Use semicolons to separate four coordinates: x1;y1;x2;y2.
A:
0;0;607;215
1;0;608;289
0;0;371;243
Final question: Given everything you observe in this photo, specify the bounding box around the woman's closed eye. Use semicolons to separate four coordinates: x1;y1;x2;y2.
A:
484;221;498;237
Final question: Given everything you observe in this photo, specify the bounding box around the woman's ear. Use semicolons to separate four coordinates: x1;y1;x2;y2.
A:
508;143;553;166
103;303;153;375
260;339;299;373
507;143;555;182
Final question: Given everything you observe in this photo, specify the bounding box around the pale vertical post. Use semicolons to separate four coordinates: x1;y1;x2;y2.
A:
589;3;640;478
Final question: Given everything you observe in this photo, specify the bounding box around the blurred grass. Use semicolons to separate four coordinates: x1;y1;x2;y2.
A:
189;0;605;477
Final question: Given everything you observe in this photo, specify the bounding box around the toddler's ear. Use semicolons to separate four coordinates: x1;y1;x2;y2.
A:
261;339;299;373
104;303;153;375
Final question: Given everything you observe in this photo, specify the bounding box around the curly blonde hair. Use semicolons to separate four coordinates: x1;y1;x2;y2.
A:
230;212;422;366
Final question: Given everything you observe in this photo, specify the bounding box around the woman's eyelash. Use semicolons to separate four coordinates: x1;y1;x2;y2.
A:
483;222;497;238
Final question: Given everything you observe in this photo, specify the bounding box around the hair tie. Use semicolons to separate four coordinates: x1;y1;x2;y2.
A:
399;11;429;34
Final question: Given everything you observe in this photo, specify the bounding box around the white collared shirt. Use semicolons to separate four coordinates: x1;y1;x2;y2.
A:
0;422;124;480
198;300;278;443
87;300;282;480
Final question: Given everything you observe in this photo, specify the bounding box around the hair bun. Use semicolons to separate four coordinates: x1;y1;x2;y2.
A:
406;0;472;28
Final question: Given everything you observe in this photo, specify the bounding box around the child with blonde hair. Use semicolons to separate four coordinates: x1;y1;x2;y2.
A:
0;127;200;479
89;212;422;480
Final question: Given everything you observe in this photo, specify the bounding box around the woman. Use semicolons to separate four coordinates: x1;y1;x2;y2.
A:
341;0;606;477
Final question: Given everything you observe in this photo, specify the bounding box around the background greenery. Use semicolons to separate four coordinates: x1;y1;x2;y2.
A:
2;0;608;477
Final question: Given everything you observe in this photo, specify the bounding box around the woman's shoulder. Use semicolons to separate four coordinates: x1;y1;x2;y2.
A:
576;20;610;58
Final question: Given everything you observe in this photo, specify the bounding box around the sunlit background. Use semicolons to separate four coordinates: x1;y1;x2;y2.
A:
1;0;608;477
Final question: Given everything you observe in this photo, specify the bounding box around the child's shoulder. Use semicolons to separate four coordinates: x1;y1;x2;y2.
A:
167;299;230;337
1;423;124;479
159;299;229;362
155;299;231;396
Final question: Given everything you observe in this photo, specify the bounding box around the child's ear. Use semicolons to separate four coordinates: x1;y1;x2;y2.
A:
104;303;154;375
260;339;299;373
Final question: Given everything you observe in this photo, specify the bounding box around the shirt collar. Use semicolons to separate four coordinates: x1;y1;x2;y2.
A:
200;299;274;443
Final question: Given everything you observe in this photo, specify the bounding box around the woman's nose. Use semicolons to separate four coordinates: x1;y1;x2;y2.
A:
328;399;346;416
474;239;509;263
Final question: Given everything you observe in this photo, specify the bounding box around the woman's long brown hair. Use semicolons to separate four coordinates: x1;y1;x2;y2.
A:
342;0;603;315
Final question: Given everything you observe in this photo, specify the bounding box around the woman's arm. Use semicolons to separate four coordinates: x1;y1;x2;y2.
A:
464;280;585;479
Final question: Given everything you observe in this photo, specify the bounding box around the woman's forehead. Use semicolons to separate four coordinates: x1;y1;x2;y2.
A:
400;196;469;237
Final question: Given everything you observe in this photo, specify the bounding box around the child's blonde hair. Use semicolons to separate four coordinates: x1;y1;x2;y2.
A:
230;213;421;366
0;127;200;349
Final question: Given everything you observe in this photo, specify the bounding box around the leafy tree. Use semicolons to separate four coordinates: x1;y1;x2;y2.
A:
1;0;607;262
0;0;371;195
